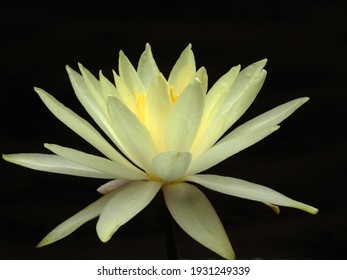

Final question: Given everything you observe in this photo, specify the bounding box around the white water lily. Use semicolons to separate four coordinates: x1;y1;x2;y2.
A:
3;44;318;259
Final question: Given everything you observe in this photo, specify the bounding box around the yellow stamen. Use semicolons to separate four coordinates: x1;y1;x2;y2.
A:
134;89;146;124
169;86;179;105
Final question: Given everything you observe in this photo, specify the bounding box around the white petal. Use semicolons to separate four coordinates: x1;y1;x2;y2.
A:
96;181;161;242
44;144;147;181
168;44;196;94
37;191;116;247
107;96;158;172
152;151;192;181
224;97;310;139
97;179;132;194
193;61;267;157
113;71;136;110
191;65;240;155
2;153;113;179
34;87;132;167
145;73;172;150
119;50;146;94
137;43;160;88
66;66;132;166
186;174;319;214
188;126;280;174
99;70;120;101
165;78;204;152
163;183;235;259
194;67;208;94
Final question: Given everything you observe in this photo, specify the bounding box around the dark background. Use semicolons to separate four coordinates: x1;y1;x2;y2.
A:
1;1;346;259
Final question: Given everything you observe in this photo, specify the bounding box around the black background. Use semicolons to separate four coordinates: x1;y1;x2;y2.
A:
1;1;346;259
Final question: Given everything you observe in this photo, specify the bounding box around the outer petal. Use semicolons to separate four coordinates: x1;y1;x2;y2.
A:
66;66;132;165
224;97;310;140
37;191;116;247
186;174;319;214
34;87;132;168
188;126;280;174
96;181;162;242
97;179;132;194
152;151;192;181
44;144;147;180
165;78;204;152
163;183;235;259
168;44;196;95
2;153;113;179
193;60;267;157
107;96;158;172
137;43;160;88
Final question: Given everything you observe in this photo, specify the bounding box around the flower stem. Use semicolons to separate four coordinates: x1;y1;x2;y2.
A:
161;191;178;259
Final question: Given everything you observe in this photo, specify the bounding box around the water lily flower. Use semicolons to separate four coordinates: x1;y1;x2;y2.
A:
3;44;318;259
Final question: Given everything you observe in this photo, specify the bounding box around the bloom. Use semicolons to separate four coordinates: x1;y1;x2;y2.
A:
3;44;318;259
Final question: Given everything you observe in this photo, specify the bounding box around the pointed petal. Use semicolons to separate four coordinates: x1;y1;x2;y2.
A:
225;97;310;139
77;63;104;109
2;153;113;179
195;67;208;94
188;126;280;174
34;87;132;167
97;179;132;194
66;66;131;166
113;71;136;109
165;78;204;152
137;43;160;88
186;174;319;214
163;183;235;259
193;61;267;156
203;65;241;126
191;66;241;155
96;181;161;242
107;96;158;172
145;73;172;150
99;70;120;100
152;151;192;181
37;191;115;247
44;144;147;180
168;44;196;94
119;50;146;94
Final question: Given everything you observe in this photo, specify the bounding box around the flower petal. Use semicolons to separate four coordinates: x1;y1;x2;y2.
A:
119;50;146;94
96;181;161;242
137;43;160;88
193;60;267;157
44;143;147;180
107;96;158;172
145;73;172;150
34;87;132;167
195;67;208;94
97;179;132;194
2;153;114;179
188;126;280;174
66;66;132;165
224;97;310;140
168;44;196;94
37;191;116;247
163;183;235;259
152;151;192;181
165;78;204;152
186;174;319;214
113;71;136;110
